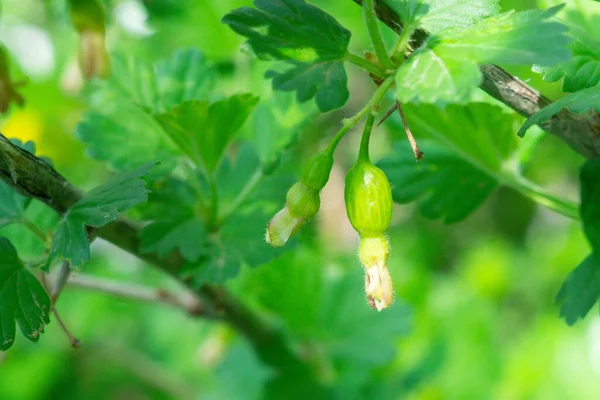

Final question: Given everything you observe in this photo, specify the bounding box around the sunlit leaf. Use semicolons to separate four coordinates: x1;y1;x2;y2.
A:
396;7;570;104
386;0;500;35
154;94;259;171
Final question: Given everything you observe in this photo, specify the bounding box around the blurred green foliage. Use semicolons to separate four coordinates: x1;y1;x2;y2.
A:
0;0;599;399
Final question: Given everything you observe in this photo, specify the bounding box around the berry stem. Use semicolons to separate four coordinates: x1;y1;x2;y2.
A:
358;112;376;163
363;0;394;70
326;75;394;156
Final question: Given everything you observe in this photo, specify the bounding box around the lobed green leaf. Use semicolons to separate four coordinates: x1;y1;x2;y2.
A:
379;103;522;222
534;25;600;92
386;0;500;35
50;164;154;268
154;94;259;172
223;0;351;112
556;158;600;324
378;141;497;223
556;254;600;325
78;49;215;171
0;237;51;351
396;6;571;104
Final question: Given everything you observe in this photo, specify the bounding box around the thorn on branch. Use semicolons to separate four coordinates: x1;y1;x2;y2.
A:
377;102;424;161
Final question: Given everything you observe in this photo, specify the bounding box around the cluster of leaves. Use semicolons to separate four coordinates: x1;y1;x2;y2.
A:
520;20;600;135
222;0;600;326
78;48;302;285
224;0;572;110
0;141;151;349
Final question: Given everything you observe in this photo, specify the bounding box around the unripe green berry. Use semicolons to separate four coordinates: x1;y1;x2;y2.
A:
302;151;334;191
286;181;320;219
344;162;393;237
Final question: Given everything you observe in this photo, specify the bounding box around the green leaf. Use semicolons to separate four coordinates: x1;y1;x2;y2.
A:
223;0;351;112
238;250;411;380
0;237;51;351
378;141;497;223
386;0;500;35
78;49;215;171
50;164;153;268
154;94;259;171
91;48;215;113
396;7;570;104
265;61;348;113
140;219;207;262
555;158;600;325
397;103;518;171
518;86;600;137
556;254;600;325
189;209;291;286
248;90;312;166
1;200;59;260
207;340;273;400
138;176;208;263
581;158;600;251
77;106;179;172
534;25;600;92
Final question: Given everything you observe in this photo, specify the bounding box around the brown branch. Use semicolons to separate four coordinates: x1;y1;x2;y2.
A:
0;134;321;387
66;273;207;317
352;0;600;159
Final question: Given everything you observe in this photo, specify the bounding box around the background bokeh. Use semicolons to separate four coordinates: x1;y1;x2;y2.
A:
0;0;599;399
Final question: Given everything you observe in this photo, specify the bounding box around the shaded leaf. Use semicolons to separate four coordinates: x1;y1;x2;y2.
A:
140;219;207;262
265;61;348;113
555;158;600;325
78;49;215;171
50;164;153;268
378;142;497;223
580;158;600;251
77;104;180;172
238;250;411;390
556;253;600;325
0;237;51;351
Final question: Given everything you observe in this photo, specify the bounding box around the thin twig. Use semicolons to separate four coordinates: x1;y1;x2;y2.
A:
52;306;81;348
67;274;208;317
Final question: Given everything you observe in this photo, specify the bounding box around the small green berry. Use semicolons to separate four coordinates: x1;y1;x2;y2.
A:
344;161;393;236
344;161;395;311
302;151;334;191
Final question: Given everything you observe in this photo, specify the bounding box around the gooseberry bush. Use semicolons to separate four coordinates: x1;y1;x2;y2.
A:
2;0;600;397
